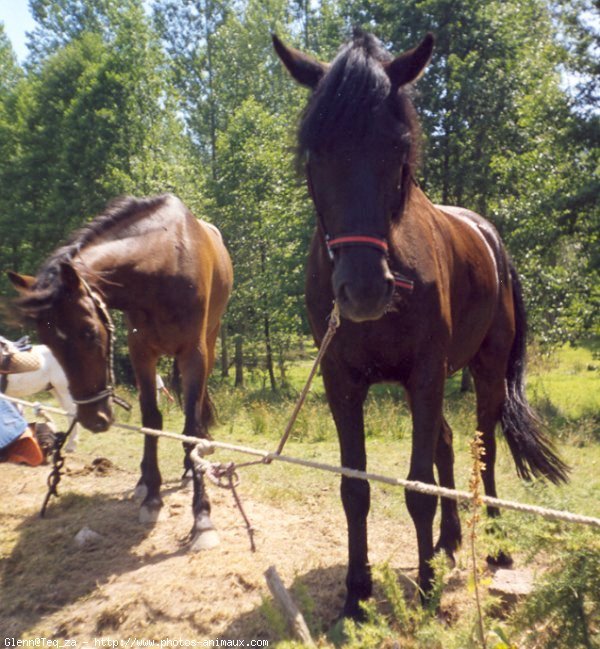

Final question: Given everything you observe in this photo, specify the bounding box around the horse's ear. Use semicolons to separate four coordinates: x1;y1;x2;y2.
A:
7;271;36;293
272;34;327;89
59;262;81;293
385;33;434;87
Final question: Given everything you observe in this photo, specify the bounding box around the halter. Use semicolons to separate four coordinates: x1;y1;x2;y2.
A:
306;161;414;293
71;278;130;411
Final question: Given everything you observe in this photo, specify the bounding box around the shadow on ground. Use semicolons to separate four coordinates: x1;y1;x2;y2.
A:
0;489;180;637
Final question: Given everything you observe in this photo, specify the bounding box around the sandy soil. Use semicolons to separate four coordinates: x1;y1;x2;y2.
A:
0;452;424;644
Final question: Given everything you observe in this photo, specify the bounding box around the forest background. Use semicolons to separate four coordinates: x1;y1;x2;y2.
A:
0;0;597;389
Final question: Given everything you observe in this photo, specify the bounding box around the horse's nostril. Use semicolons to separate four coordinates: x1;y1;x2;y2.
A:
91;412;111;433
338;283;350;305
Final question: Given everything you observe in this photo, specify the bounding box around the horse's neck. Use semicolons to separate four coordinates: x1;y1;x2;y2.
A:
75;239;148;309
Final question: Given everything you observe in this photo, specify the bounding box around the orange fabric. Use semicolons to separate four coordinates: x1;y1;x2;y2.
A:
5;427;44;466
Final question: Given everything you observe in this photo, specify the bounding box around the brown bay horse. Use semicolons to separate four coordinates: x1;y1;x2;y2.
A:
8;194;233;550
273;31;568;618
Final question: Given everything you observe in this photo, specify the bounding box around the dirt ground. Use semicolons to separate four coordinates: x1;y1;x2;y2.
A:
0;451;427;644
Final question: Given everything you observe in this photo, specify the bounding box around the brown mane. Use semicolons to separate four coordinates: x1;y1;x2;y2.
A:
14;194;170;319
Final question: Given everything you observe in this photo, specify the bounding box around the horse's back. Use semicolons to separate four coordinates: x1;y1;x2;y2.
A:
133;194;232;295
154;195;233;325
433;203;511;288
399;190;515;369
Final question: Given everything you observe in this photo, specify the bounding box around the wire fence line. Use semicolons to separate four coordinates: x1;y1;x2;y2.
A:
2;392;599;530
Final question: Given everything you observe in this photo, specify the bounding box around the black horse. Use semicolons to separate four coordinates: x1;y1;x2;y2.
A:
273;31;568;618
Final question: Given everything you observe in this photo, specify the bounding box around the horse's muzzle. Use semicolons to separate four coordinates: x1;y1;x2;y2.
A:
335;274;395;322
78;405;113;433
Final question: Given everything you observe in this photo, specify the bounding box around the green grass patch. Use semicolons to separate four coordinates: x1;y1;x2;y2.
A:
528;341;599;440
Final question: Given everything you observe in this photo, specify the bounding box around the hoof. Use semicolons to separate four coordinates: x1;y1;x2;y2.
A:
434;541;458;568
190;529;220;551
487;551;514;568
133;483;148;500
435;548;457;569
139;503;162;524
342;599;367;622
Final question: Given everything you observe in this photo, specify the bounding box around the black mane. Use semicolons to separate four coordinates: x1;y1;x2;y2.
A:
16;194;169;318
298;31;420;165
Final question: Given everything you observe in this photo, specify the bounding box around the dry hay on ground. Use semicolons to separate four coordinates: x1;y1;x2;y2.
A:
0;451;426;642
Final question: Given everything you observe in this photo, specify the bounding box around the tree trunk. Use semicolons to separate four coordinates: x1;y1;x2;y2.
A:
220;327;229;378
264;314;277;392
234;335;244;388
278;344;287;385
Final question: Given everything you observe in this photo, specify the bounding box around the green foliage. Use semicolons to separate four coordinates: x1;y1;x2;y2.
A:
510;528;600;649
214;95;312;386
0;0;597;369
0;2;201;326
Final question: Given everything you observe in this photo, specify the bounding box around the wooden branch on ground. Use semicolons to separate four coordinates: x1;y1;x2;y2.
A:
264;565;315;646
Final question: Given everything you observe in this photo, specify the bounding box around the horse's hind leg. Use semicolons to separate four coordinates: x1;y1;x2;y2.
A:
470;348;514;567
135;369;164;523
181;323;220;478
434;417;461;563
177;344;218;551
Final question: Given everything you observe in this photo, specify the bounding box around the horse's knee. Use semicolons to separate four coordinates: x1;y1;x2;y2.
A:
341;476;370;518
406;489;437;527
405;463;437;524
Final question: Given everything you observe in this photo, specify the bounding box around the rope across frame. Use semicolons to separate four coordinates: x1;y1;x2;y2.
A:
1;392;599;530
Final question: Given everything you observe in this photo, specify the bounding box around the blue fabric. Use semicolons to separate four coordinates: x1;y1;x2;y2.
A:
0;397;28;449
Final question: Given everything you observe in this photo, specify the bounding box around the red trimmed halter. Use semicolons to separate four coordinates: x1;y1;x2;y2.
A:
325;235;414;293
307;162;414;294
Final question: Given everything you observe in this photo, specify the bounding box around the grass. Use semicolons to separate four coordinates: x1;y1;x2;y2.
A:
528;340;600;435
19;340;600;647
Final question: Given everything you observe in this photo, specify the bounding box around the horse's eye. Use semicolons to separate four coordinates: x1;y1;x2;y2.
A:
81;327;97;343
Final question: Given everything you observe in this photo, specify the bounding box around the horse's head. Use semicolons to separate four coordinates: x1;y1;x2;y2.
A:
8;264;114;432
273;31;433;322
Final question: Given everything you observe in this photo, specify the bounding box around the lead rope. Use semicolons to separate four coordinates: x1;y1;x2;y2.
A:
190;303;341;552
40;416;78;517
270;301;341;459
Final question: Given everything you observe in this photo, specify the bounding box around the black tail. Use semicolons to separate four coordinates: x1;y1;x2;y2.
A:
170;359;183;406
201;391;217;430
500;263;569;485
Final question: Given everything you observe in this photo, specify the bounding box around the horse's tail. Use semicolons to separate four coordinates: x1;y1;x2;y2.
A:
170;359;183;406
202;391;217;430
500;263;569;485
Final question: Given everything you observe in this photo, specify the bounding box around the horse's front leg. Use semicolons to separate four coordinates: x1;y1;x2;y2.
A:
177;346;218;552
405;365;445;598
322;358;370;620
434;417;462;563
136;375;163;523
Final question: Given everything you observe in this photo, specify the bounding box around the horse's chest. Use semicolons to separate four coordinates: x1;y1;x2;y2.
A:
333;330;414;383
